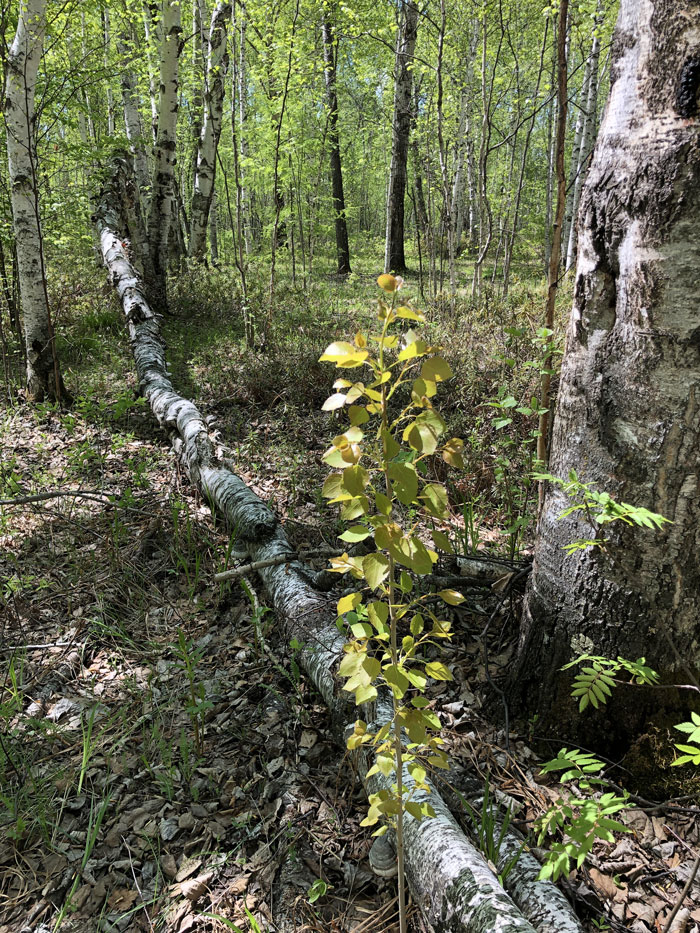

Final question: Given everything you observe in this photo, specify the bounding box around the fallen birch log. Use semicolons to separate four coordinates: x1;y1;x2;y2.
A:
94;155;583;933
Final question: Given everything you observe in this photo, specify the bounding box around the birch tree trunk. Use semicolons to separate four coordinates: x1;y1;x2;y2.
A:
142;1;162;143
118;25;151;198
147;0;182;307
514;0;700;735
189;1;231;261
384;0;419;275
560;48;593;267
536;0;568;470
321;11;351;276
564;28;601;272
235;7;252;255
102;8;116;137
6;0;68;402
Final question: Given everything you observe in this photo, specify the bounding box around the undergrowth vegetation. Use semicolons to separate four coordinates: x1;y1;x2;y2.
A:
2;254;696;932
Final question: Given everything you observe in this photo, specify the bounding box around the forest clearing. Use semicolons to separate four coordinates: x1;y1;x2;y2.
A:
1;0;699;932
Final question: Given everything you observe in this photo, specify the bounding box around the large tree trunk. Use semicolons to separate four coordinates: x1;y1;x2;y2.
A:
189;1;231;261
6;0;68;402
321;12;351;276
384;0;419;275
147;0;182;307
95;155;583;933
514;0;700;734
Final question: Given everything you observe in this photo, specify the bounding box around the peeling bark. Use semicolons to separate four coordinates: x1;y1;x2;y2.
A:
514;0;700;733
95;158;583;933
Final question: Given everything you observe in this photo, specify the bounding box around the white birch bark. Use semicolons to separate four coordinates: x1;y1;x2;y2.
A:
96;155;585;933
142;1;162;143
516;0;700;730
189;1;231;261
147;0;182;306
118;28;151;197
6;0;65;401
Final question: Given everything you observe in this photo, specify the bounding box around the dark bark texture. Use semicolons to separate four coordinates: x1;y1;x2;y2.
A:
514;0;700;733
321;14;351;276
384;0;419;274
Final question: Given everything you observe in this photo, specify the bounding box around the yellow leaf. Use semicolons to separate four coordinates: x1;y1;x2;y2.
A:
396;305;426;322
438;589;465;606
377;273;399;292
337;592;362;615
320;341;355;361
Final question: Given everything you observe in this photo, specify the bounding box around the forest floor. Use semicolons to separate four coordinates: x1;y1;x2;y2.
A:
1;256;699;933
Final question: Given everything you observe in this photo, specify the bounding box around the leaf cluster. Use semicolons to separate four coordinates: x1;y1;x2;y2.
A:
319;275;464;835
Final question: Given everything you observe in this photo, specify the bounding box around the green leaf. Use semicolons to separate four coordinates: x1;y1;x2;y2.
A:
349;405;370;425
421;357;453;383
388;461;419;505
421;483;449;518
354;683;378;704
342;465;369;496
425;660;452;681
396;305;426;322
375;492;392;516
322;473;343;499
398;339;429;361
431;529;454;554
384;664;409;698
339;525;372;543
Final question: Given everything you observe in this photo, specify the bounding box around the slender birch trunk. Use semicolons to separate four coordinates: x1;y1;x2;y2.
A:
6;0;68;402
142;1;161;143
502;21;549;296
147;0;182;306
236;9;252;255
560;43;594;267
102;8;116;137
536;0;568;472
189;1;231;261
565;27;601;272
384;0;419;274
321;11;351;276
118;24;150;197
